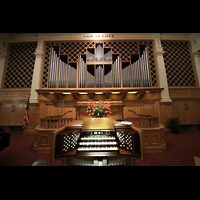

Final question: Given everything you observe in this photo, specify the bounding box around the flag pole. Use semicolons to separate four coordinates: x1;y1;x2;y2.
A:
23;93;30;135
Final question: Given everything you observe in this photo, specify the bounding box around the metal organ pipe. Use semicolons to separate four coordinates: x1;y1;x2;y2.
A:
145;48;151;87
96;44;103;61
87;50;94;61
113;56;120;87
139;48;151;87
49;47;59;88
49;46;151;89
96;65;103;87
87;70;94;88
104;68;112;87
68;64;76;88
104;49;111;61
49;47;68;88
131;59;141;87
122;64;131;87
79;55;86;88
48;47;53;88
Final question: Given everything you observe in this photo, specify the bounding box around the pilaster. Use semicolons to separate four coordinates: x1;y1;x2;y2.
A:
30;34;45;103
189;33;200;87
0;33;9;89
153;33;172;103
193;52;200;87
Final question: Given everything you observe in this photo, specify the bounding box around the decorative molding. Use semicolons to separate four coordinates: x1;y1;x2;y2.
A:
7;33;192;44
0;33;9;57
34;49;44;57
189;33;200;54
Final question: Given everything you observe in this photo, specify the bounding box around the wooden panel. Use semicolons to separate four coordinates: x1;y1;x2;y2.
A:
82;118;114;130
46;105;75;119
35;130;52;153
151;134;159;145
141;124;165;153
143;103;156;116
40;136;48;146
123;103;157;119
4;103;11;125
15;103;25;125
0;103;6;125
0;102;26;126
195;102;200;124
123;103;143;118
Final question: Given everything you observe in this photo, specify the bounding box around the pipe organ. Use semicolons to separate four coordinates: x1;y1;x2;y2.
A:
54;118;143;166
68;63;77;88
47;42;153;89
49;47;59;88
113;56;121;87
140;48;151;87
78;55;86;88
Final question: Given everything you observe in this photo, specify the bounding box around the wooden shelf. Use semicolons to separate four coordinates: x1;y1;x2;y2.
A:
86;61;112;65
36;87;163;94
36;87;163;102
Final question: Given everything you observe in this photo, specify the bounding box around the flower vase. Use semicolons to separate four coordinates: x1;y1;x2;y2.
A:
96;112;103;118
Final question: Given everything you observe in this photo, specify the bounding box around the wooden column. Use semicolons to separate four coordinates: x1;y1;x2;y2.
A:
0;33;9;89
30;34;45;103
153;33;172;103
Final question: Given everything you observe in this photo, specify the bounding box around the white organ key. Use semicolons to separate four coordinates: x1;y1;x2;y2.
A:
81;136;115;141
78;147;118;151
79;141;117;146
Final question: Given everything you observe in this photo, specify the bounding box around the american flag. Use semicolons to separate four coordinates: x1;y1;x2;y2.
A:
23;96;30;129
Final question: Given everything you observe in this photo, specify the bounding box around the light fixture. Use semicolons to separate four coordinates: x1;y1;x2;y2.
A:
79;92;88;94
146;91;150;93
111;92;121;94
62;92;71;95
95;92;103;94
49;92;54;94
128;92;137;94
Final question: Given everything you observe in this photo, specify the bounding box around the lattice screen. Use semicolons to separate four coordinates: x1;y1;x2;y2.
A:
4;42;37;89
161;41;196;87
42;40;157;88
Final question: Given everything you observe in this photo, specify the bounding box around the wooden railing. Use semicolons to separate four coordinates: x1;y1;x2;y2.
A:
125;117;159;128
40;117;74;129
126;110;159;128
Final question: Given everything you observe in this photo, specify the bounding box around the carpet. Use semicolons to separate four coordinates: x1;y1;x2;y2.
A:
0;130;200;166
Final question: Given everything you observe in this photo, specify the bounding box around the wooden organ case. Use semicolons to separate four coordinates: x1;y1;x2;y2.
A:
53;118;144;166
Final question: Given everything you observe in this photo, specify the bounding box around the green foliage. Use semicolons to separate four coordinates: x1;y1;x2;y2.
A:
166;117;181;133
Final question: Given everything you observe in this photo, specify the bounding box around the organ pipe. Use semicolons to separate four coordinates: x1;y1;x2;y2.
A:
87;70;94;88
139;48;151;87
96;65;103;87
49;45;151;89
104;49;111;61
96;44;103;61
68;64;76;88
49;47;59;88
79;55;86;88
104;69;112;87
113;56;120;87
87;50;94;61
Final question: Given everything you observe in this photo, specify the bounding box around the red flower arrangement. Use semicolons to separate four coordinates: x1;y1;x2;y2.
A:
86;100;112;118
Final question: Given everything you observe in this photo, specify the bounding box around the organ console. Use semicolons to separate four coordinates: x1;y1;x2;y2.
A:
53;118;144;166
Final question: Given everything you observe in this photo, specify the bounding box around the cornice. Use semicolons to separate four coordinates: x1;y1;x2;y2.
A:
7;33;193;43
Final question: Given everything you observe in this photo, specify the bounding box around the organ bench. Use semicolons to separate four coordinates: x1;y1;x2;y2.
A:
50;118;146;166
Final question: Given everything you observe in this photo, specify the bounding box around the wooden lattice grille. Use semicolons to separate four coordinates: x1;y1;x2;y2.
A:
42;40;157;88
4;42;37;89
161;41;196;87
